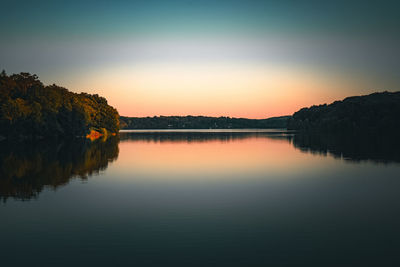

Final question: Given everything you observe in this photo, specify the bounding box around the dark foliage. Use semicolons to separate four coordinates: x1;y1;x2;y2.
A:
287;91;400;134
120;115;290;129
0;71;119;138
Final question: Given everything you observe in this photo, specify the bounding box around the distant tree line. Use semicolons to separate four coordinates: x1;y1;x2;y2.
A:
287;91;400;134
120;115;290;129
0;71;119;139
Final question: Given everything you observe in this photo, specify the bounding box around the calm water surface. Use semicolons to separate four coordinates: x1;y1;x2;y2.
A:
1;130;400;266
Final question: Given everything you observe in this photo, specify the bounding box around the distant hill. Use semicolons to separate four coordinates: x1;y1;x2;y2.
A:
287;91;400;134
120;115;290;129
0;71;120;139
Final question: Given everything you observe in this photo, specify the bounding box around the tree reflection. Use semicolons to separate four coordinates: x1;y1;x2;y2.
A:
0;137;119;201
119;131;291;143
292;132;400;163
122;131;400;163
2;130;399;202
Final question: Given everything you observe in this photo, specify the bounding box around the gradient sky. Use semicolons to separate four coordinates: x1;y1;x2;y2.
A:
1;0;399;118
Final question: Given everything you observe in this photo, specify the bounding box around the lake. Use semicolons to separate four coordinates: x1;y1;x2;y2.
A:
1;130;400;266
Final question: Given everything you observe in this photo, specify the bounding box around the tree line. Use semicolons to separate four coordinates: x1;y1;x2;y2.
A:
120;115;290;129
0;71;119;139
287;91;400;134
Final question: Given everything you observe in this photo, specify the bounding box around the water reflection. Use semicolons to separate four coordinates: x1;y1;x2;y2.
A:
119;130;291;143
120;130;400;163
1;130;400;201
0;137;119;201
117;131;300;178
2;131;400;266
292;132;400;163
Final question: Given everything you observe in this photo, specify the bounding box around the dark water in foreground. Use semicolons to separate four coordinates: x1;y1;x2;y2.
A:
1;130;400;266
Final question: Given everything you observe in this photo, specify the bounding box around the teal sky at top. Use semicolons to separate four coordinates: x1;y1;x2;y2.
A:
2;0;399;39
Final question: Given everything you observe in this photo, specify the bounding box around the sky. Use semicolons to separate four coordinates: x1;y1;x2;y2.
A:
1;0;399;118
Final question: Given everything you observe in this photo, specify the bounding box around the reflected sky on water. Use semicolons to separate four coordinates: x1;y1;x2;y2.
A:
1;130;400;266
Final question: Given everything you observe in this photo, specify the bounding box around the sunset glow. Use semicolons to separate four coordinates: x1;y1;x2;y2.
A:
1;1;399;118
69;63;373;118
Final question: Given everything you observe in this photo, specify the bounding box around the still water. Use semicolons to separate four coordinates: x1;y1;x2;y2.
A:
1;130;400;266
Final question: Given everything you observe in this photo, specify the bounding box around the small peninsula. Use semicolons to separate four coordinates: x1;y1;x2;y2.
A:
0;71;119;139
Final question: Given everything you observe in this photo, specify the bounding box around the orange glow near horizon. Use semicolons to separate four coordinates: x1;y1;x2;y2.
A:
64;63;373;119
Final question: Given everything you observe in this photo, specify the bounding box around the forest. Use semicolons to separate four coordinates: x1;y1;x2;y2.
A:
287;91;400;134
0;71;120;139
120;115;290;129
